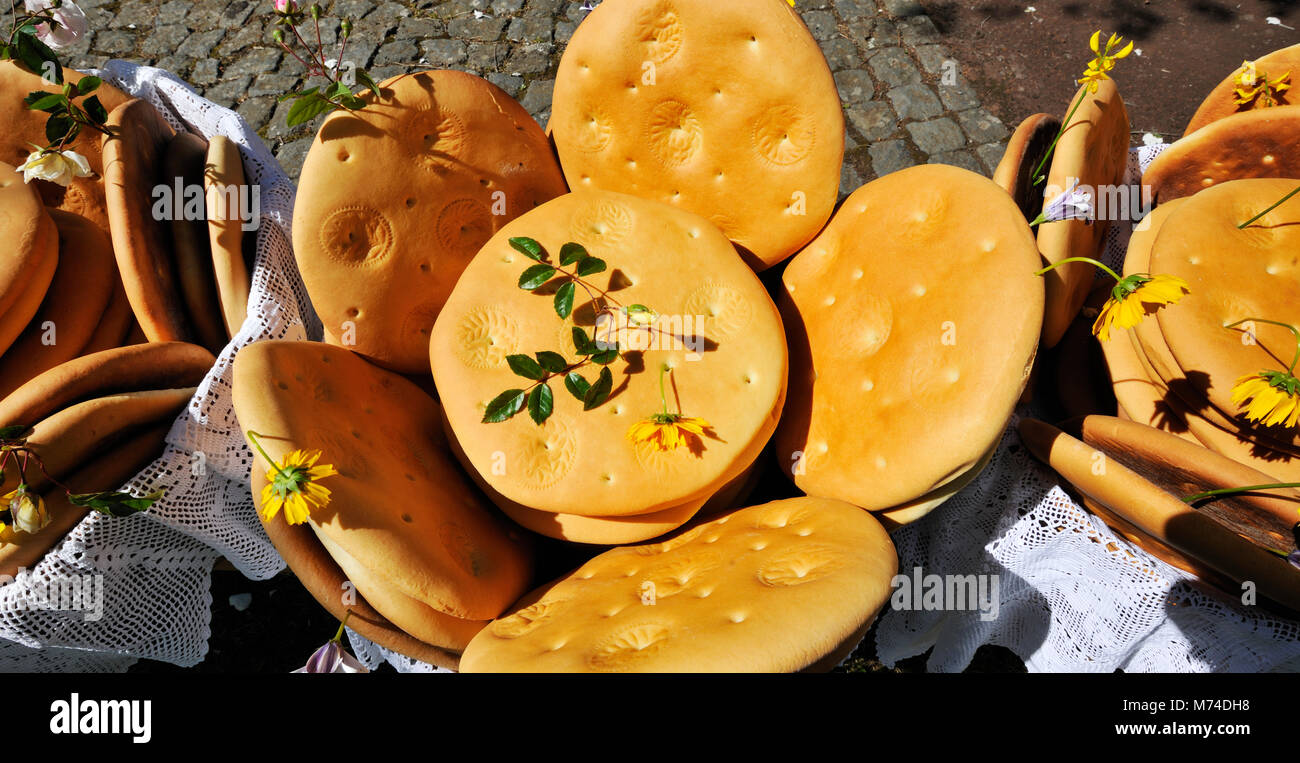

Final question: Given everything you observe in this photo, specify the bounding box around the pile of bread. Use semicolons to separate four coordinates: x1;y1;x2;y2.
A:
230;0;1059;672
0;58;252;571
997;43;1300;613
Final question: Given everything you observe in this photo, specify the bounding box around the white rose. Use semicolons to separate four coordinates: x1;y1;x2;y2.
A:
8;487;50;535
25;0;88;50
15;148;92;186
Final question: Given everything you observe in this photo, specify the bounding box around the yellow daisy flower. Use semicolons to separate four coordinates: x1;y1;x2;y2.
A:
1092;273;1190;342
1230;371;1300;429
246;431;339;525
259;449;338;525
627;364;713;454
1224;318;1300;430
627;414;712;453
1078;31;1134;93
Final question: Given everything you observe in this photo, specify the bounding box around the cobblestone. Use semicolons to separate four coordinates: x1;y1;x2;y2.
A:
49;0;1002;184
888;82;942;121
907;116;966;154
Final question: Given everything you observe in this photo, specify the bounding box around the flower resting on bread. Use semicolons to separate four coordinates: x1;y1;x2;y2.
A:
2;485;48;535
1034;257;1189;341
1078;31;1134;94
627;365;714;454
1224;318;1300;430
1234;60;1291;110
0;425;161;541
1030;31;1133;186
246;431;338;525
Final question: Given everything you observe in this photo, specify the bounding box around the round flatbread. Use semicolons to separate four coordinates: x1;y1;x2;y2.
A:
460;497;898;672
0;161;59;355
1150;178;1300;449
1185;44;1300;135
163;131;225;353
1144;106;1300;205
1019;416;1300;613
549;0;842;271
293;70;568;373
993;112;1063;222
0;61;130;232
0;341;214;426
0;209;115;399
231;340;532;621
430;189;787;518
1037;79;1131;348
776;164;1042;517
249;465;464;669
204;135;251;341
103;98;193;342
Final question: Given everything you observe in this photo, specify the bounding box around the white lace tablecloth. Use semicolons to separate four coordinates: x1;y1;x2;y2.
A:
0;70;1294;672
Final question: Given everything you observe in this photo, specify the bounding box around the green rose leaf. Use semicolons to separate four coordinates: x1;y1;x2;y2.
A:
571;327;595;355
564;371;590;401
553;280;575;319
23;92;63;112
575;257;606;277
68;489;164;517
482;389;526;423
0;424;33;441
44;113;73;144
83;95;107;125
286;92;334;127
517;263;556;291
590;346;620;365
76;75;101;95
355;70;381;98
559;242;588;266
535;350;568;374
506;354;546;381
508;236;545;261
337;93;366;110
527;383;554;425
582;367;614;411
15;32;60;84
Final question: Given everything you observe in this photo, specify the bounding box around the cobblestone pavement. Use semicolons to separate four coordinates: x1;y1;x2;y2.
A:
50;0;1008;189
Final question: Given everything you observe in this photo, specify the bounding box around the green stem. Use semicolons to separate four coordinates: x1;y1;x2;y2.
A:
1183;482;1300;503
1224;318;1300;374
1034;256;1122;284
331;610;352;643
658;364;669;416
245;430;292;481
1238;185;1300;229
1030;89;1086;186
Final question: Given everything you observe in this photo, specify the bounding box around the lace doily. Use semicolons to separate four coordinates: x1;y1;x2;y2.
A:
874;141;1300;673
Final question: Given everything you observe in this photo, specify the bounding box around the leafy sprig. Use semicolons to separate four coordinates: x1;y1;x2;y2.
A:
0;7;62;83
23;74;112;148
483;326;619;425
482;236;662;426
0;425;161;535
273;3;380;127
1;5;114;156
